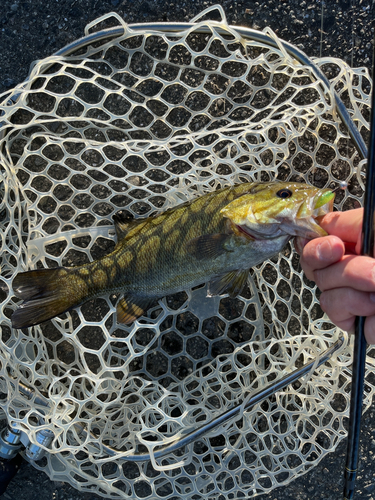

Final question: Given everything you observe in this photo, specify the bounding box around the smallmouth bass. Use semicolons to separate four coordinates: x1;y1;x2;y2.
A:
11;182;334;329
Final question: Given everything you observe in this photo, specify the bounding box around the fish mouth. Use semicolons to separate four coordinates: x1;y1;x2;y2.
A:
292;190;335;240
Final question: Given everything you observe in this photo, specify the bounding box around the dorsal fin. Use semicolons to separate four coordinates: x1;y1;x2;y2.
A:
112;210;142;240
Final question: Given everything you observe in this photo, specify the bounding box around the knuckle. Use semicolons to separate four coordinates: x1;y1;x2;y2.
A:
313;269;324;289
319;291;327;311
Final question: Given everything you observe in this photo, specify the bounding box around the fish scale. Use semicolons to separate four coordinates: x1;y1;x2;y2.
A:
11;181;334;329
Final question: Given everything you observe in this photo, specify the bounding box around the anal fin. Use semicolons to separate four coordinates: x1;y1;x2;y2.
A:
116;295;154;324
208;269;249;298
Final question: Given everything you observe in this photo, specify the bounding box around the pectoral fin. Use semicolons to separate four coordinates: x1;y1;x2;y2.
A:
208;269;249;298
186;234;231;260
116;295;154;324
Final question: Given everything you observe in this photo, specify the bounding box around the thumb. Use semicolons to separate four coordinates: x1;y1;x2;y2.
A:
318;208;363;254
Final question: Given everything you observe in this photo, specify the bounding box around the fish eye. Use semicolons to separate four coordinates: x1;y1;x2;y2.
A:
276;188;293;199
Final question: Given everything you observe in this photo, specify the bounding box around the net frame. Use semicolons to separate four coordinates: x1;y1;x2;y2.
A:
0;6;374;499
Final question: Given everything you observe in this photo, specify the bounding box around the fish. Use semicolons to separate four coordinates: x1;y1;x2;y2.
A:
11;181;335;329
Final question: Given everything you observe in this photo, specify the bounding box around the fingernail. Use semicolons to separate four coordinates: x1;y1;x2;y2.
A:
370;293;375;303
316;240;333;261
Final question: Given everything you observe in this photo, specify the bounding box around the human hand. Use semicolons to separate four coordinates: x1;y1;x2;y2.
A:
296;208;375;344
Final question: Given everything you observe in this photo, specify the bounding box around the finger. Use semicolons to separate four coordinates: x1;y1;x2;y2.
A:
318;208;363;244
322;314;375;345
327;316;356;335
299;236;345;281
319;288;375;320
314;254;375;292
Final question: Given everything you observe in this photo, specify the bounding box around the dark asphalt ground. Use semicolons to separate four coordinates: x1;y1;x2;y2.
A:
0;0;374;499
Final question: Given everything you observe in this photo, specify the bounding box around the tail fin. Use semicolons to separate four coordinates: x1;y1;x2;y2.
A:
11;268;80;329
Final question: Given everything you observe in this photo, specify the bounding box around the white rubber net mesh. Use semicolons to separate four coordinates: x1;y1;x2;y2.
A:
0;6;374;499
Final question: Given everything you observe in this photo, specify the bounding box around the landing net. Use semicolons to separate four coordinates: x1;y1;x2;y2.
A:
0;6;374;499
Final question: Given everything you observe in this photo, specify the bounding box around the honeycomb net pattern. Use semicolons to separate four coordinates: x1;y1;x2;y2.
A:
0;5;374;499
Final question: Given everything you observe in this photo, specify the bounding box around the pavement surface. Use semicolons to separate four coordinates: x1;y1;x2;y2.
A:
0;0;374;499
